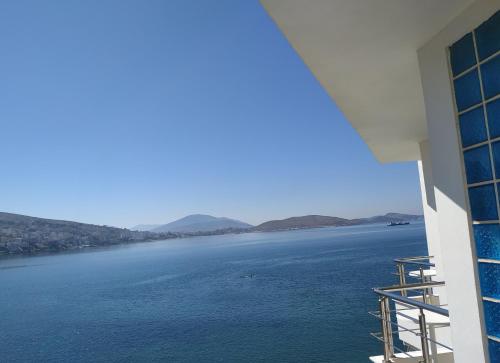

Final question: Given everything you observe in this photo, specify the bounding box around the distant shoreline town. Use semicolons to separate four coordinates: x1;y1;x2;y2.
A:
0;212;423;256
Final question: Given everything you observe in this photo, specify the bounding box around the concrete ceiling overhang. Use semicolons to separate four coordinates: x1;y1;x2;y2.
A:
260;0;473;162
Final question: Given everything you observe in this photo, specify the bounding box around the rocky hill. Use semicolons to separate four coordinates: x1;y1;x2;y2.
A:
253;215;351;232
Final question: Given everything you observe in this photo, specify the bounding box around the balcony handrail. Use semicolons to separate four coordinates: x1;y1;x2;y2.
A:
394;255;436;299
378;280;445;293
373;286;449;317
371;256;451;363
394;255;435;268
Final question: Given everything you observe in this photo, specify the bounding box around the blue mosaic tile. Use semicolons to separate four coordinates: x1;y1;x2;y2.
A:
464;145;492;183
479;262;500;299
483;300;500;338
474;224;500;260
493;142;500;178
469;184;498;221
488;98;500;139
454;69;483;111
481;55;500;100
459;106;488;147
488;338;500;363
475;10;500;61
450;33;477;76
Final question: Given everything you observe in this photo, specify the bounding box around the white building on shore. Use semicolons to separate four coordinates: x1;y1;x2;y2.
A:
261;1;500;362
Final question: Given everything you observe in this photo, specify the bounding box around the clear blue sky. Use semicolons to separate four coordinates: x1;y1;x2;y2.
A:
0;0;422;227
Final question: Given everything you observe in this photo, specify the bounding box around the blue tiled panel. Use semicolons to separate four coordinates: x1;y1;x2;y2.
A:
482;55;500;100
454;69;483;111
474;224;500;260
475;10;500;61
488;99;500;139
451;13;500;363
469;184;498;221
459;106;488;147
464;145;492;183
483;300;500;338
493;142;500;178
450;33;477;76
479;262;500;299
489;338;500;363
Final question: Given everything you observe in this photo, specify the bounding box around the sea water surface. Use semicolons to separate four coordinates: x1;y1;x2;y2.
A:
0;222;427;363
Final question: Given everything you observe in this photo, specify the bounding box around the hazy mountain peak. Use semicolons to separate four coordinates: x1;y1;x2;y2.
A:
151;214;253;233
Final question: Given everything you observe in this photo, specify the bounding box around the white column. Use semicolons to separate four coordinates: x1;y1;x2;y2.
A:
418;140;447;304
416;1;499;361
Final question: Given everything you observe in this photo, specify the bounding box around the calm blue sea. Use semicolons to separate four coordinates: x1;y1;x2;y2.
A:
0;222;426;363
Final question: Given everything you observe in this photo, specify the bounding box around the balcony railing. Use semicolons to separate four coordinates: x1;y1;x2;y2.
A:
369;256;452;363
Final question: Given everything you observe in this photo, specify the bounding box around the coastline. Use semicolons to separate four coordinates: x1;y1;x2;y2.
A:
0;221;424;259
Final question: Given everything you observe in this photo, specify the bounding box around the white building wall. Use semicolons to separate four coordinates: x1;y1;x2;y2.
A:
418;140;448;305
417;1;500;362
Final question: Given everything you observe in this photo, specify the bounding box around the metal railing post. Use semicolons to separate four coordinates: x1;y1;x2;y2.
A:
397;263;406;297
384;297;394;360
418;308;430;363
378;298;388;361
419;267;428;304
379;297;394;362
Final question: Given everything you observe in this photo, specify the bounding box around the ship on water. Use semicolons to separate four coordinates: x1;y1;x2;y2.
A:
387;221;410;227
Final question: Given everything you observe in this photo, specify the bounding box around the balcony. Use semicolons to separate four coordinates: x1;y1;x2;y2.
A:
369;256;453;363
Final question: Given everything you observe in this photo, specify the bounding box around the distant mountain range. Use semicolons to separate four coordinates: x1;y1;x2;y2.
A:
1;212;422;255
132;214;252;233
133;212;423;233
